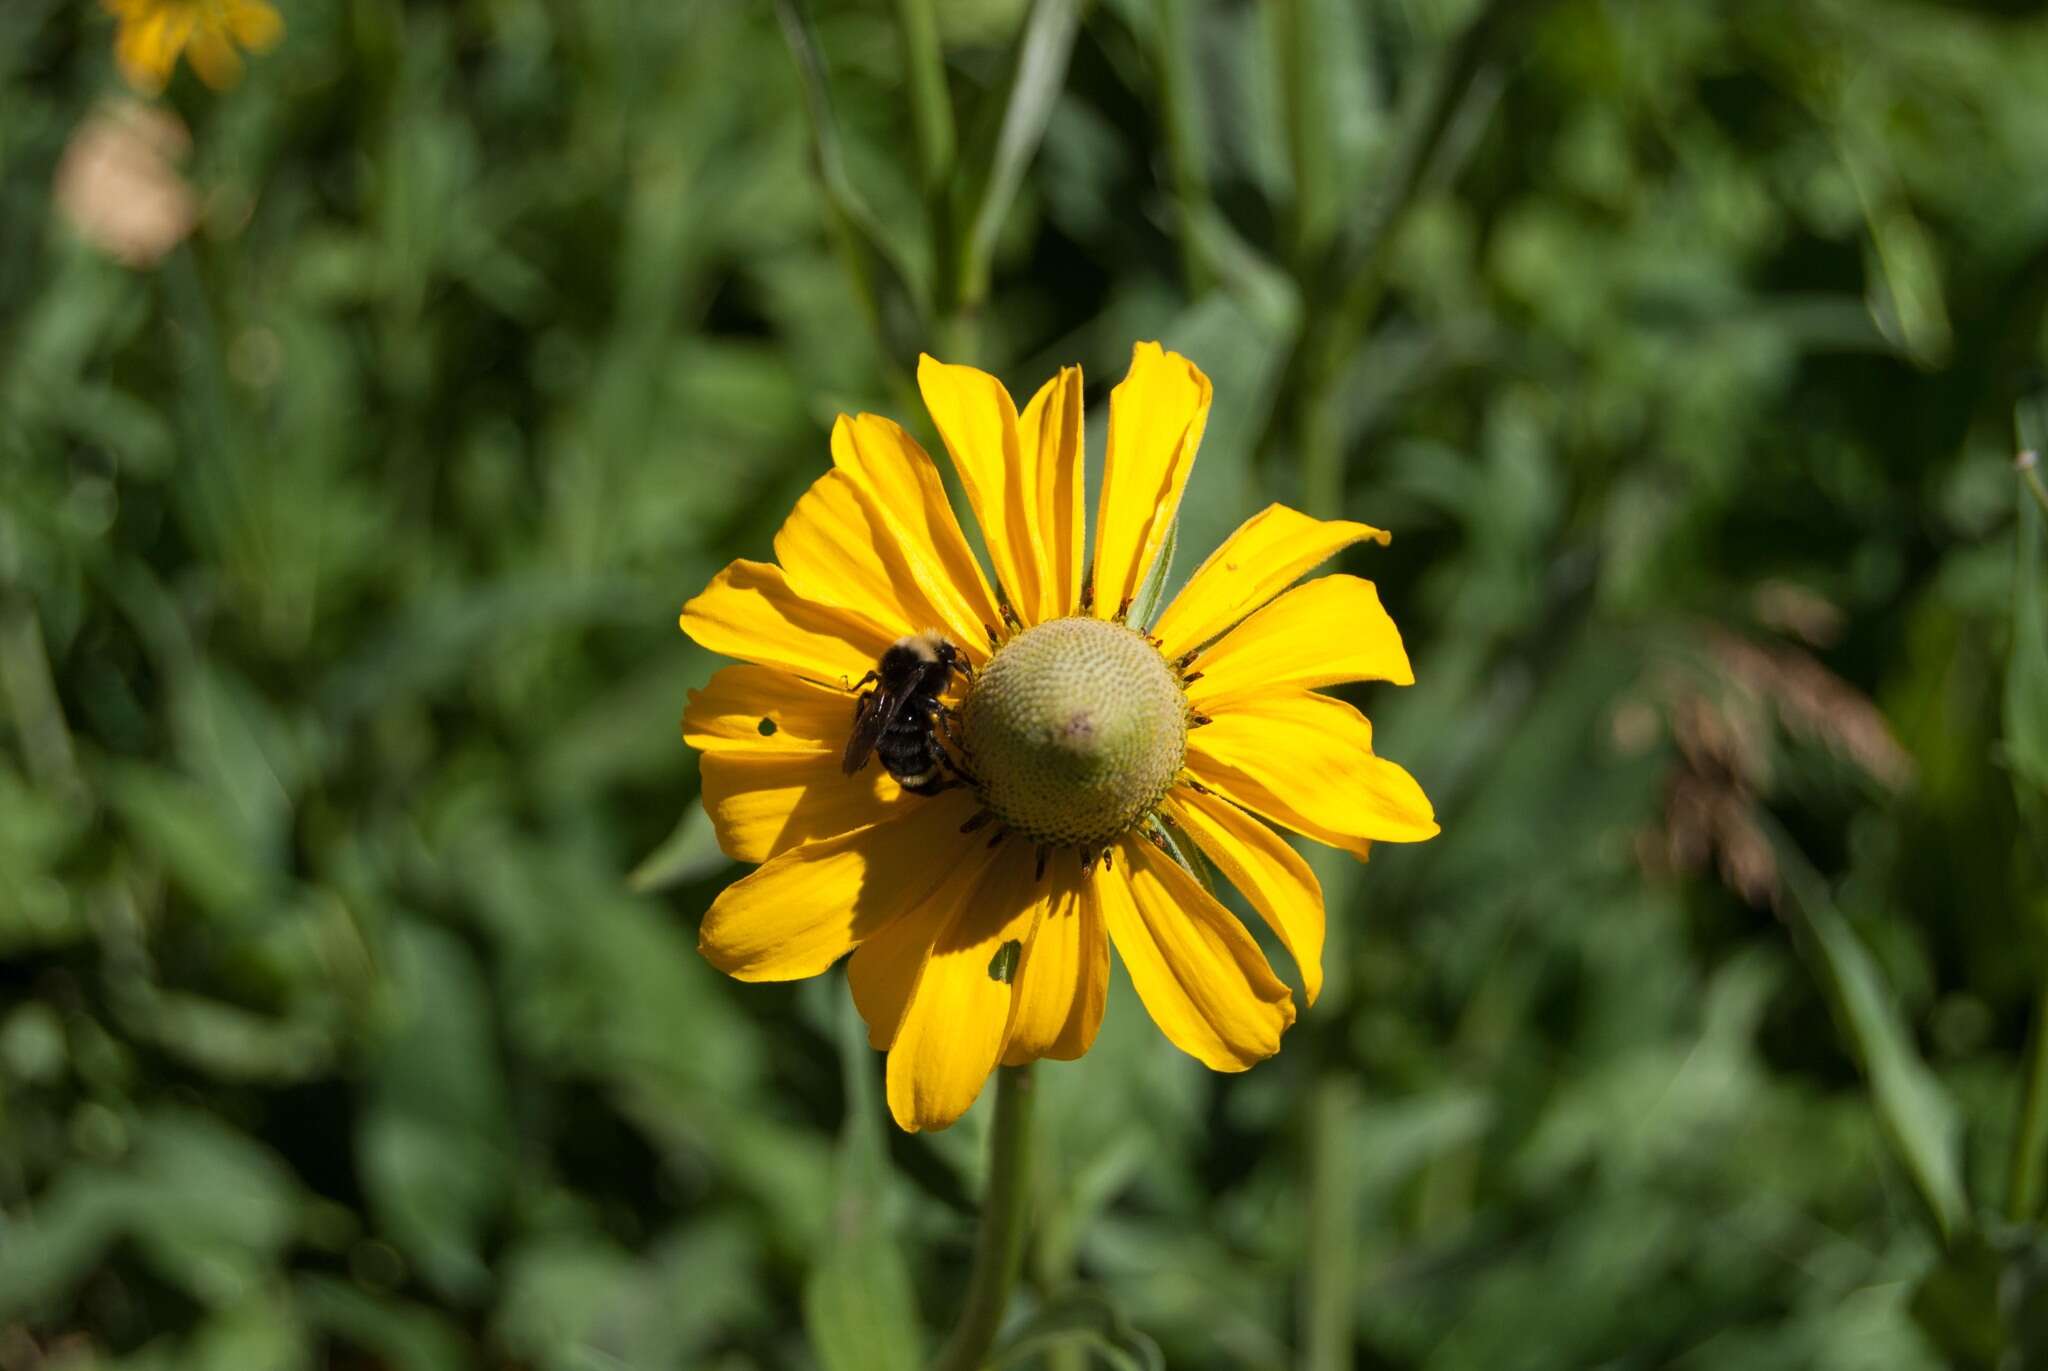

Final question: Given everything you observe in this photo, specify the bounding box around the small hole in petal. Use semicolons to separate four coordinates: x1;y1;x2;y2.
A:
757;718;777;736
987;939;1022;984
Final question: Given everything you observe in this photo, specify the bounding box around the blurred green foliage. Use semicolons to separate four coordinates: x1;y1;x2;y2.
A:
7;0;2048;1366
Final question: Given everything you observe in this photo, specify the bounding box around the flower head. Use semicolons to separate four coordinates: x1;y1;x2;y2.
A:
105;0;283;94
679;343;1437;1131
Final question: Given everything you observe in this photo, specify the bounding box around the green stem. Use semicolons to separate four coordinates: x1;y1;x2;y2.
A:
1274;0;1334;277
2009;985;2048;1223
934;1064;1037;1371
893;0;959;320
1300;1075;1359;1371
1155;0;1213;296
894;0;957;191
1297;369;1342;519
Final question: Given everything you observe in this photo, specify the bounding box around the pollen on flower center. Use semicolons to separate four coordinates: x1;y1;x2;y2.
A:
958;616;1188;850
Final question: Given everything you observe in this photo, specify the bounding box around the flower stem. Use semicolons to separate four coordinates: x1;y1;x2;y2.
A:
892;0;960;323
934;1063;1037;1371
1154;0;1213;296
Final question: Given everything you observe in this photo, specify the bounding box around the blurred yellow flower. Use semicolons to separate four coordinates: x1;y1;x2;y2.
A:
678;343;1437;1131
105;0;283;94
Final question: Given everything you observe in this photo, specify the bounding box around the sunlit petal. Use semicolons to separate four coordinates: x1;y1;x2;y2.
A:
1187;574;1413;709
915;355;1042;621
1000;847;1103;1063
1098;836;1294;1070
681;559;896;688
1091;343;1210;620
1152;504;1388;660
1016;365;1085;624
1186;692;1437;857
1162;789;1325;1005
884;841;1044;1131
696;790;978;981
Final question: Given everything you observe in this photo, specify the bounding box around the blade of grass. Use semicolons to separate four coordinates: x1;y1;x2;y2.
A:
1274;0;1337;277
1155;0;1213;295
774;0;927;374
1769;817;1969;1246
892;0;962;322
954;0;1083;321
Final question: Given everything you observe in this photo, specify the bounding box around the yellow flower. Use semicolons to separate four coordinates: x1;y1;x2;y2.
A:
105;0;283;94
679;343;1438;1131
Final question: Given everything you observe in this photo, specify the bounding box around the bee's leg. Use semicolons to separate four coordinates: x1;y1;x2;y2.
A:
935;746;978;789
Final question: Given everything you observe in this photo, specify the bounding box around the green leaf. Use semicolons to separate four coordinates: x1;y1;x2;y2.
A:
1776;832;1969;1244
2006;459;2048;794
1150;818;1216;897
1126;515;1179;632
803;994;922;1371
954;0;1083;309
358;924;511;1303
773;0;927;372
627;802;730;893
989;1289;1165;1371
1909;1232;2004;1369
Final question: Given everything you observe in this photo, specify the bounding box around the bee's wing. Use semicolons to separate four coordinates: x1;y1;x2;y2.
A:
842;688;894;774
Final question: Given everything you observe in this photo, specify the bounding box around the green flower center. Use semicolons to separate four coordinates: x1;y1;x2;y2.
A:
959;616;1188;851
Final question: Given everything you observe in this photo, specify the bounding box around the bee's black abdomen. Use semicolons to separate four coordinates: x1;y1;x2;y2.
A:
843;635;965;798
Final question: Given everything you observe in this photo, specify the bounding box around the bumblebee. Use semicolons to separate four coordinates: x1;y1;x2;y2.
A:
843;632;968;796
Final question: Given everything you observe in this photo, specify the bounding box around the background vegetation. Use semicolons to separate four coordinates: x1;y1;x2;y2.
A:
6;0;2048;1366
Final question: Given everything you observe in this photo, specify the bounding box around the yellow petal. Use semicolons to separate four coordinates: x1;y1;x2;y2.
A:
227;0;284;51
830;413;1004;650
699;750;902;863
680;559;895;689
682;664;862;755
1187;574;1413;710
774;467;988;666
684;667;905;858
185;24;244;88
885;841;1044;1131
1098;835;1295;1070
697;789;977;981
1152;504;1389;660
1090;343;1211;621
1186;693;1438;857
1015;365;1085;624
847;841;1001;1049
115;11;181;92
1162;790;1325;1005
1000;847;1104;1063
914;355;1044;621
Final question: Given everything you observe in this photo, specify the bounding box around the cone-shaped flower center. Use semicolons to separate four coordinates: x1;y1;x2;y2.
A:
960;616;1187;849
